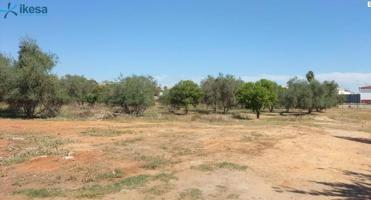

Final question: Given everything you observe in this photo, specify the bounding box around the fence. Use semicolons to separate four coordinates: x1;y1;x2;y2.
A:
338;103;371;109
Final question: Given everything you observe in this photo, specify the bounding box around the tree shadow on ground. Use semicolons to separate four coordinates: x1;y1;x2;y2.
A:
0;108;24;119
274;170;371;200
279;111;318;117
334;136;371;145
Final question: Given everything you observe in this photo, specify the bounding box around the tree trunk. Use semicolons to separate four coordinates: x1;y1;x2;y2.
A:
308;108;312;114
256;111;260;119
185;105;189;114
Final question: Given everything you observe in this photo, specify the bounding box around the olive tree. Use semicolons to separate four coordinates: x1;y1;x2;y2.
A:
285;77;313;113
323;81;339;109
0;54;14;101
217;74;242;113
200;74;242;113
110;75;157;115
169;80;203;114
60;75;99;105
5;39;63;118
200;76;218;112
309;80;326;112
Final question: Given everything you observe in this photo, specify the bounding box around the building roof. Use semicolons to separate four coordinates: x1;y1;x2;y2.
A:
359;86;371;89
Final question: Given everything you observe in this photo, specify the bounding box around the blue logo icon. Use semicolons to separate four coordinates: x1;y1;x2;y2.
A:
0;2;18;18
0;2;48;19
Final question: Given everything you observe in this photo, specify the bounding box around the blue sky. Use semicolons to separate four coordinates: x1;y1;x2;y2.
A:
0;0;370;91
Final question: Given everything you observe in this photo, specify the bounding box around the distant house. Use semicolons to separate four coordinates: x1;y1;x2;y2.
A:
337;88;352;95
359;86;371;104
338;88;359;104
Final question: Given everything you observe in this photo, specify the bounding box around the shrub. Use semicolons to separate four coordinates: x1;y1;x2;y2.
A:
109;75;157;115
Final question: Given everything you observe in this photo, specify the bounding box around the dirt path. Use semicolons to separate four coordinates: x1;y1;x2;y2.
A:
0;115;370;200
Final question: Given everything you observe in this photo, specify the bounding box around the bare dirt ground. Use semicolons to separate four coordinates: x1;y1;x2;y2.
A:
0;109;370;200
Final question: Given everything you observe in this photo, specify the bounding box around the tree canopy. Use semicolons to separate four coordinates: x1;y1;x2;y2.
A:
109;75;157;115
168;80;203;114
236;82;271;119
3;39;64;118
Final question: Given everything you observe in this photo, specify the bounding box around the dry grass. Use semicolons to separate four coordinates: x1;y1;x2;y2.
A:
0;135;71;166
0;107;370;200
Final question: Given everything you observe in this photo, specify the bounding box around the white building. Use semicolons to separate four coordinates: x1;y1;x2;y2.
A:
337;88;352;95
359;86;371;104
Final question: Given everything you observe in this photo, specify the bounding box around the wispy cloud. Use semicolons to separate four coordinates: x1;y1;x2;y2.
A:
316;72;371;85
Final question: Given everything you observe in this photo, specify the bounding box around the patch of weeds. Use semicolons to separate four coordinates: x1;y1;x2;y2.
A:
145;183;174;196
73;184;113;198
191;163;214;172
71;174;151;198
172;146;195;156
81;128;134;137
1;135;69;166
97;168;125;180
72;166;100;183
115;137;143;146
117;174;151;188
139;155;169;169
14;188;65;198
151;172;178;182
215;185;227;193
178;188;203;200
215;162;247;171
192;162;247;172
227;193;240;199
15;175;151;199
240;132;264;142
160;145;195;156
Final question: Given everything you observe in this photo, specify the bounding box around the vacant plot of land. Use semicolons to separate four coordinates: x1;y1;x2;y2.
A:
0;109;370;200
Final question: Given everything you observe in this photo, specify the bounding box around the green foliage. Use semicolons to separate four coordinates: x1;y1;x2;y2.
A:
109;75;157;115
81;128;134;137
200;75;218;111
169;80;203;114
256;79;278;112
323;81;339;108
97;169;125;180
97;81;116;104
283;71;340;113
310;80;325;112
15;188;65;198
0;54;14;101
60;74;99;105
5;38;63;118
236;82;271;118
216;74;242;113
192;162;247;171
0;40;343;119
158;86;171;107
179;188;203;200
200;74;242;113
286;77;313;112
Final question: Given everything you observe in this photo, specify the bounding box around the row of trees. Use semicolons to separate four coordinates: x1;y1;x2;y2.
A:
159;72;339;118
0;39;340;118
0;39;161;117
